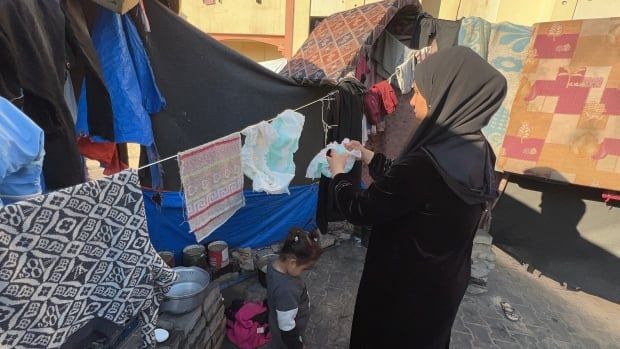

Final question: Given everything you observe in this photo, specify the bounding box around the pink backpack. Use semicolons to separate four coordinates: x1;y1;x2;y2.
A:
226;301;271;349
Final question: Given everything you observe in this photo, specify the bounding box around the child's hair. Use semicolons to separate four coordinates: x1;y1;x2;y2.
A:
279;228;321;265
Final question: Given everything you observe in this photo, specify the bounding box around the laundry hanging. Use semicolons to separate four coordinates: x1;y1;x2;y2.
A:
241;110;305;195
179;133;245;242
77;137;129;176
0;0;84;190
364;80;399;125
457;17;532;155
77;8;165;146
306;139;361;179
389;53;415;94
0;170;176;348
372;31;414;80
0;97;45;206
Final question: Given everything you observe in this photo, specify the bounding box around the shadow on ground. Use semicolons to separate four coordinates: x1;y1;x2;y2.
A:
491;175;620;304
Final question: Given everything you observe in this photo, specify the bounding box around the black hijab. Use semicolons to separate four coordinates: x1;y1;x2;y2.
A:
398;46;507;205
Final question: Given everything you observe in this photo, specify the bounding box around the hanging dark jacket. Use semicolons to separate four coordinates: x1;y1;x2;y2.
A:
0;0;115;190
316;78;366;234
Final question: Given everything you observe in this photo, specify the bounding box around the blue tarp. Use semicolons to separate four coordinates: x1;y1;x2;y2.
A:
77;9;165;145
143;184;319;264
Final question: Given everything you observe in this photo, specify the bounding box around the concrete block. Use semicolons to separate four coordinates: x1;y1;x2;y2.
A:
319;234;336;249
207;307;225;338
206;300;224;323
212;330;225;349
271;243;283;253
335;231;352;241
473;230;493;245
209;320;226;343
187;315;207;348
203;286;222;317
158;306;202;336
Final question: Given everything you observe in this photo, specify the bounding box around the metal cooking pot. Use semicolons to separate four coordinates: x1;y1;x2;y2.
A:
256;254;278;288
160;267;211;315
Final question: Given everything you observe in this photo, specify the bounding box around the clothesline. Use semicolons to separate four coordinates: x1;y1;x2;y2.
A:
137;90;339;170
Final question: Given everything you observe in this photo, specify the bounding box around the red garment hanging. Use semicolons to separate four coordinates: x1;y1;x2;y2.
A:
363;80;398;125
78;137;128;176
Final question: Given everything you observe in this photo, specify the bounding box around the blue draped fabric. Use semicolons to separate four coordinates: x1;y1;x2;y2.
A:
143;184;318;264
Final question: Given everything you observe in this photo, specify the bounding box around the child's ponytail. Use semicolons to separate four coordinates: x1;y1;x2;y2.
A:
280;228;321;265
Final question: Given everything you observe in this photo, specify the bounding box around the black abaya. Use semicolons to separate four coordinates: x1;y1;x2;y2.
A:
331;152;483;348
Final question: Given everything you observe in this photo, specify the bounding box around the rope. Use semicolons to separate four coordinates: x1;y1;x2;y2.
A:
137;91;339;170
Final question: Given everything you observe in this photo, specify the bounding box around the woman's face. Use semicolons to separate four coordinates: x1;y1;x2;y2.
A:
410;81;429;122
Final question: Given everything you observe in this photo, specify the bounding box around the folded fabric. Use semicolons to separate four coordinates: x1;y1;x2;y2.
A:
306;139;361;179
0;97;45;206
241;110;305;195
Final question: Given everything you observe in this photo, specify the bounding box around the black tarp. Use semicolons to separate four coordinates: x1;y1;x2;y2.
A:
141;0;332;191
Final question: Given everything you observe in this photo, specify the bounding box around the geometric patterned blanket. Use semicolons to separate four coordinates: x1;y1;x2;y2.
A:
498;18;620;190
178;133;245;242
0;170;176;348
280;0;419;86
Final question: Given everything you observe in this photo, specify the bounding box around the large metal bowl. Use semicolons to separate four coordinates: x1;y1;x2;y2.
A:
160;267;211;315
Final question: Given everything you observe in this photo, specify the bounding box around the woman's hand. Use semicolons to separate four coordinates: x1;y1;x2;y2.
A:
327;151;350;176
345;140;375;165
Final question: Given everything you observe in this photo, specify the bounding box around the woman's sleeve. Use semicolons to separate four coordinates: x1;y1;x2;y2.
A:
368;153;393;180
330;157;423;226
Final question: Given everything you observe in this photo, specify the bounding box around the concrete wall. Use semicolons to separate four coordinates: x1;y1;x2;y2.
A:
179;0;286;36
293;0;311;53
221;40;284;62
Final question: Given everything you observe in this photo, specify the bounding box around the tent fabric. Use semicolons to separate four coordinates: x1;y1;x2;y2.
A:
458;17;531;157
280;0;421;86
141;0;331;191
259;58;288;73
143;185;319;264
498;18;620;191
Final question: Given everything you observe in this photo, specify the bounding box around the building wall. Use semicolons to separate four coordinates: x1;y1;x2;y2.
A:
221;40;284;62
179;0;620;61
179;0;286;36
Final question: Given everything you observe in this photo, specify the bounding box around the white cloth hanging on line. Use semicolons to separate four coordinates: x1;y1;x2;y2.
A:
306;138;361;179
241;110;305;194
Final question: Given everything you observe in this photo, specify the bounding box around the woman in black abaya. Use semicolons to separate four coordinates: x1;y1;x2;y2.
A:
327;46;507;348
